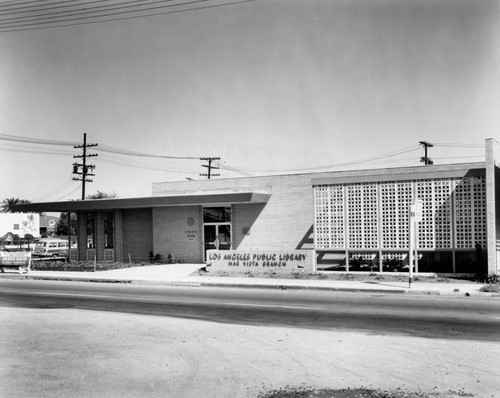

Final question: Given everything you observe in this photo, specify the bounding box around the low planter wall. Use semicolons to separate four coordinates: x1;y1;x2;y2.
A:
206;250;315;276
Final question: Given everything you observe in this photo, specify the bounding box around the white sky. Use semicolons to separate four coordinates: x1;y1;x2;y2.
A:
1;0;498;201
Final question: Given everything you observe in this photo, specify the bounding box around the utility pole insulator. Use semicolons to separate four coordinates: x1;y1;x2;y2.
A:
72;133;98;200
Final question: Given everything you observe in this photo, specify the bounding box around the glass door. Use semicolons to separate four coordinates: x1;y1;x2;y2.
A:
204;225;217;254
203;206;232;261
204;224;231;260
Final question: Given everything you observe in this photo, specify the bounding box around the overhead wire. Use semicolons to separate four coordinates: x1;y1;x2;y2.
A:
223;145;422;174
0;133;200;159
0;0;106;14
0;133;79;147
97;153;200;174
433;143;483;148
1;133;486;177
53;182;82;201
97;144;200;160
0;0;255;32
0;0;189;23
0;0;70;9
33;178;79;201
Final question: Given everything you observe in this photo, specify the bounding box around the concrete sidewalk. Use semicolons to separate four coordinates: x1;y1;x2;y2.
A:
2;263;496;297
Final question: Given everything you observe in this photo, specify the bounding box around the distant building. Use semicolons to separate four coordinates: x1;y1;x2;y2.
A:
39;214;59;236
12;138;500;276
0;213;40;239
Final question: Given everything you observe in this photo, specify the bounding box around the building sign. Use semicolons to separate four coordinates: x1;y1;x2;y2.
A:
206;250;315;275
0;252;31;269
185;230;198;242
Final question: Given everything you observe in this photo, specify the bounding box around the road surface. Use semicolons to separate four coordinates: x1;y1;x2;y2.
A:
1;279;499;341
1;279;500;398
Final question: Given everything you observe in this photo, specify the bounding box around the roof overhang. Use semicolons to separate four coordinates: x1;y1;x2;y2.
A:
11;191;271;213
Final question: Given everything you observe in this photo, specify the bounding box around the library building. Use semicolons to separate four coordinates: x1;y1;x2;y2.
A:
14;138;500;277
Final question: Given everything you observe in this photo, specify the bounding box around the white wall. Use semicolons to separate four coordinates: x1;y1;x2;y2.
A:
0;213;40;238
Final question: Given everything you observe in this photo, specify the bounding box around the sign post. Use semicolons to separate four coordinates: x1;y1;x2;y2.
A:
409;199;423;288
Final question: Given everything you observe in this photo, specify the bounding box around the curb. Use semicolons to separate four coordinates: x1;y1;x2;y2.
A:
26;276;133;284
5;274;498;298
21;275;410;294
196;281;407;293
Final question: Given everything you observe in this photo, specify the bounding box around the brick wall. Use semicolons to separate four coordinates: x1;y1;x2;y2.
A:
114;209;123;262
153;174;315;258
95;210;105;262
76;211;88;261
153;206;203;263
122;208;153;263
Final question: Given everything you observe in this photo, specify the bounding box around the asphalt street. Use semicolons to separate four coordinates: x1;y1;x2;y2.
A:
1;279;499;341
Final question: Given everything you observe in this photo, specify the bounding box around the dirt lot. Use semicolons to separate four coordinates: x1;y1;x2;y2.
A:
1;307;498;398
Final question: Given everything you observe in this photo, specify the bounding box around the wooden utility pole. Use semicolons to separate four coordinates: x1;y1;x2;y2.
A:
419;141;434;165
73;133;98;200
200;157;220;179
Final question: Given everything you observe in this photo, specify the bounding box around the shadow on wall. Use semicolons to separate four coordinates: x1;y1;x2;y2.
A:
232;203;266;249
296;225;314;250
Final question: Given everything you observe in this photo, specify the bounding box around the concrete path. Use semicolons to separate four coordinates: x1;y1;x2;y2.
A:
2;263;496;297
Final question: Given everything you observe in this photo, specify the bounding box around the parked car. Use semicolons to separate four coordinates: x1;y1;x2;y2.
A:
32;238;69;258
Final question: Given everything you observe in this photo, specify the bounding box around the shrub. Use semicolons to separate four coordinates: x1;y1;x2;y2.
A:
479;284;500;293
486;274;500;284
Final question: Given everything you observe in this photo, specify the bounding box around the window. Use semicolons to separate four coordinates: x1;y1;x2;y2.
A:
104;211;114;248
203;207;231;223
86;212;95;248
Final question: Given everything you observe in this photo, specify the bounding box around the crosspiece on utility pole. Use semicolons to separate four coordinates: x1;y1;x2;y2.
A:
72;133;98;200
200;157;220;179
419;141;434;165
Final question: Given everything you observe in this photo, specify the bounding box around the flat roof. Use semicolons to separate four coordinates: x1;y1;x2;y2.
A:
312;162;485;185
11;191;271;213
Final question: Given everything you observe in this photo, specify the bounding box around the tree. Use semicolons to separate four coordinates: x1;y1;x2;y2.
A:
86;191;117;200
56;213;77;236
1;197;31;213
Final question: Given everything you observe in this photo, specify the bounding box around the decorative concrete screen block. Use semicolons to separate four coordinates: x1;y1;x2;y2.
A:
206;250;315;276
455;176;487;249
314;185;345;249
314;176;487;252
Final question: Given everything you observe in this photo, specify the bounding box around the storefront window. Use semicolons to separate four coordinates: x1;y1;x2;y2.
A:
104;211;114;249
86;212;95;249
203;207;231;223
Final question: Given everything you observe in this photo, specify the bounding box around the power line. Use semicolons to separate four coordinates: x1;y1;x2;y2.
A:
0;0;184;24
0;0;215;28
0;0;255;32
0;0;111;15
97;153;200;174
97;144;199;160
53;182;83;201
0;133;200;159
0;0;72;9
0;133;79;146
33;179;80;202
0;144;74;156
225;145;421;174
433;142;483;148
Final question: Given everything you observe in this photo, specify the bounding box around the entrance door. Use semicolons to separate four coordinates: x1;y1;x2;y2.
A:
204;224;231;259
